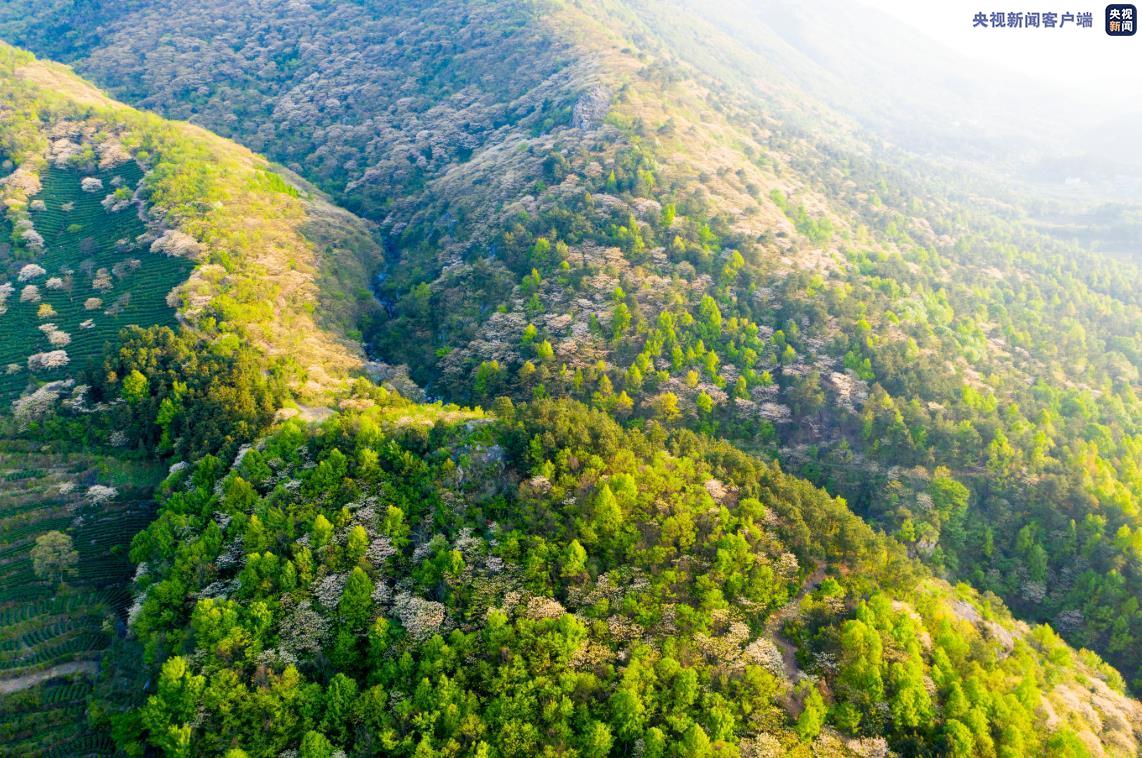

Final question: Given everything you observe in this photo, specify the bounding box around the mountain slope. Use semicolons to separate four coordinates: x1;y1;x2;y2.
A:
0;41;385;755
4;0;1137;698
0;0;585;221
1;43;384;404
105;393;1142;755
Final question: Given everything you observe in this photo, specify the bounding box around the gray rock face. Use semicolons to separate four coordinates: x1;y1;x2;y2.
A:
571;85;611;130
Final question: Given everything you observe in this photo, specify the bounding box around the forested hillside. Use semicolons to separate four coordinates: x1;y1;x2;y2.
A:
0;41;384;754
0;42;384;404
104;391;1140;755
8;0;1133;694
0;1;1139;755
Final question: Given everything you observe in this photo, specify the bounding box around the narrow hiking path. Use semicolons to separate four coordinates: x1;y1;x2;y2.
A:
765;561;827;712
0;660;98;695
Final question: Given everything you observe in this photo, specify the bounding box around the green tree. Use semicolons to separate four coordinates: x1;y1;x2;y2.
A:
652;392;681;421
835;618;884;714
299;731;334;758
122;368;149;404
322;673;359;743
382;506;411;549
140;657;204;756
346;524;369;565
944;719;975;757
612;302;632;340
561;539;588;579
535;340;556;362
589;483;624;543
696;391;714;415
311;514;333;549
796;684;827;741
678;723;711;756
474;360;503;397
581;720;612;757
698;295;722;334
339;567;375;631
31;530;78;584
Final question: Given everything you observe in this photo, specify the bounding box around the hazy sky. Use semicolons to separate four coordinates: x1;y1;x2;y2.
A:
857;0;1142;109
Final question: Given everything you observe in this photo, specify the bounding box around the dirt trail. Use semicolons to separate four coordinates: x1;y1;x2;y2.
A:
0;660;98;695
765;561;827;712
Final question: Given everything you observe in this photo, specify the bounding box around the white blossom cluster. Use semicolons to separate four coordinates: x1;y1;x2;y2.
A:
743;637;786;677
737;734;785;758
313;572;349;610
410;540;435;564
151;229;204;258
524;595;566;620
371;581;393;605
195;578;238;600
17;224;44;252
49;130;86;166
17;263;46;282
28;350;70;371
91;268;114;292
366;537;396;566
102;192;132;213
604;614;644;643
216;539;247;570
39;323;72;347
57;384;90;414
756;401;793;424
86;484;119;504
391;592;445;641
98;140;132;169
277;600;331;658
776;552;800;578
828;370;870;412
703;478;731;503
231;444;254;469
1053;608;1085;634
845;737;890;758
347;498;378;527
126;588;148;630
1;166;41;197
11;380;72;429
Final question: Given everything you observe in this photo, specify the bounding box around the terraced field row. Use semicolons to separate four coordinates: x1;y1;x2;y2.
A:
0;442;162;670
0;163;193;404
0;440;163;753
0;673;115;756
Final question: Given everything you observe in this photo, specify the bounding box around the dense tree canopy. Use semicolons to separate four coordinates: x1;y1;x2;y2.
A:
97;395;1139;755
